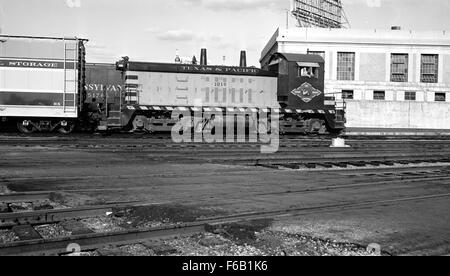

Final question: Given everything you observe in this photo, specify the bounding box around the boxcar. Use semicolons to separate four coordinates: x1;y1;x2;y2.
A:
0;35;87;133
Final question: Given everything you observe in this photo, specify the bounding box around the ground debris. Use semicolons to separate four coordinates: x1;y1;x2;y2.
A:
8;202;33;212
116;204;223;229
142;241;179;255
80;216;126;233
0;229;19;244
0;185;12;194
206;219;273;245
32;199;67;211
0;203;10;213
161;229;381;256
165;233;265;256
97;244;155;256
34;224;72;239
49;192;106;208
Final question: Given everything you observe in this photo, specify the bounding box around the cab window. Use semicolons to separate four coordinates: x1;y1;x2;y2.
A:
298;67;319;78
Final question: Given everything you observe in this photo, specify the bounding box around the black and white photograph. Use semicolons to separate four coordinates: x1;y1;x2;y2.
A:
0;0;449;263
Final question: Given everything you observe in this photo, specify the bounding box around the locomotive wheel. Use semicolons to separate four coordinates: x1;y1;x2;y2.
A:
57;121;76;134
309;120;323;133
17;120;37;134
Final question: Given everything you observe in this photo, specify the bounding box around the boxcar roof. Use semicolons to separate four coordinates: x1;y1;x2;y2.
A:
0;35;87;41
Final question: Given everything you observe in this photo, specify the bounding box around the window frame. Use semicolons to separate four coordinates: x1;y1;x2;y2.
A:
342;90;354;100
391;53;409;82
298;66;320;79
404;91;416;101
435;92;446;102
421;54;439;83
373;91;386;101
337;52;355;81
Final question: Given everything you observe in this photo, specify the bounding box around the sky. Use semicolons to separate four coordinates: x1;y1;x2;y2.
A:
0;0;449;66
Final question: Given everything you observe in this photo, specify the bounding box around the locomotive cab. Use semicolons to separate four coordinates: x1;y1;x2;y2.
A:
264;53;344;134
267;53;325;111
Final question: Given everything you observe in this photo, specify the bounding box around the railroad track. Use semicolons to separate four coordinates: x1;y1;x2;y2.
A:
253;157;450;169
2;134;450;147
0;200;151;228
1;192;449;256
0;192;52;204
2;173;450;229
1;131;450;140
205;153;450;167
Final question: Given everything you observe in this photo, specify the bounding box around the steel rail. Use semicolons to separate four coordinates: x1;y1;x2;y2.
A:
222;154;450;165
0;192;52;203
0;201;148;228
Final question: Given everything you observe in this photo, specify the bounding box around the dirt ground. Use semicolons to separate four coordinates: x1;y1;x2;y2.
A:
1;141;450;256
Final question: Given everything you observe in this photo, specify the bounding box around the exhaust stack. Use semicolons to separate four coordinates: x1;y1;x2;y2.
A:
200;48;207;66
240;51;247;67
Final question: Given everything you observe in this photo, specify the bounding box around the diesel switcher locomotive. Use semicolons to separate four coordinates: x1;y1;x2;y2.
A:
0;35;345;135
110;51;345;134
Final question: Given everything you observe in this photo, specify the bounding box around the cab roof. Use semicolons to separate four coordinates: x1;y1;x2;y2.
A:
270;53;324;63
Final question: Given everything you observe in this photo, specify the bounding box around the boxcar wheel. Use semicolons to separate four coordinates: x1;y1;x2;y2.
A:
17;121;36;134
57;121;75;134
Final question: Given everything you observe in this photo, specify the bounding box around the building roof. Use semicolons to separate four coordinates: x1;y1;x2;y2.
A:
261;27;450;61
279;28;450;46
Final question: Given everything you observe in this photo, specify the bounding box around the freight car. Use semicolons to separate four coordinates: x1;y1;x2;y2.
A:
0;35;87;133
84;63;124;130
108;50;345;134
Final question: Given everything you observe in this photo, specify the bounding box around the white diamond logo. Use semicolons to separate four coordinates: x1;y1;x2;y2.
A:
291;83;322;103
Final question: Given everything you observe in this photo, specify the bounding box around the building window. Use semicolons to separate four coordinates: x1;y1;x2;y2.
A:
337;52;355;81
405;91;416;101
307;50;325;60
373;91;385;100
391;54;408;82
435;93;446;102
342;90;354;100
421;54;439;83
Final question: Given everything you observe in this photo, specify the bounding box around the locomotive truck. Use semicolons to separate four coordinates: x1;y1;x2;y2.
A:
0;35;345;135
